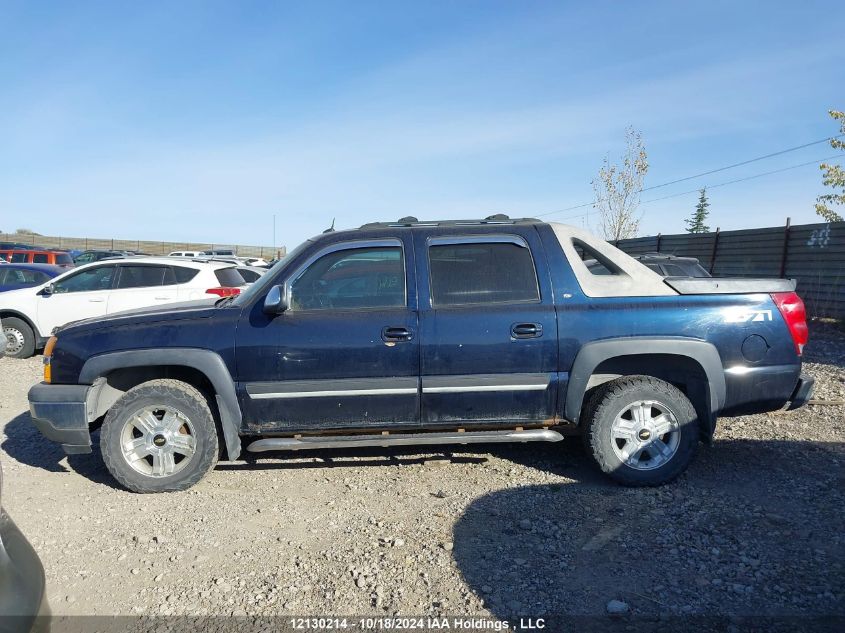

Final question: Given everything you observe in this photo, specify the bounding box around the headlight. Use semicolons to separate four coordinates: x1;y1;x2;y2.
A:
42;336;57;383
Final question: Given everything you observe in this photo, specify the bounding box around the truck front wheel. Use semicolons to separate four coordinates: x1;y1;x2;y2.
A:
100;379;219;493
582;375;699;486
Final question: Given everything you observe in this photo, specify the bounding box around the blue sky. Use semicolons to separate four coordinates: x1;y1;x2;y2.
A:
1;1;842;250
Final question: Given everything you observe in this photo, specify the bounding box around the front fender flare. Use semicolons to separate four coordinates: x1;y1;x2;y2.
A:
80;348;242;460
564;336;726;424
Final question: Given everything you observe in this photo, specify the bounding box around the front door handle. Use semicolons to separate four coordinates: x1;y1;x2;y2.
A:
88;297;105;303
511;322;543;339
381;326;413;342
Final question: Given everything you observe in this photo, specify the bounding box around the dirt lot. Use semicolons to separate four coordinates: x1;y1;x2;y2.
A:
1;325;843;625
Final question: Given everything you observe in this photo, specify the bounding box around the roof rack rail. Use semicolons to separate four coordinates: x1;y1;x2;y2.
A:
359;214;542;229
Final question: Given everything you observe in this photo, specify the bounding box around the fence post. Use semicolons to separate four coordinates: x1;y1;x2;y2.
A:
708;227;720;274
779;217;791;278
655;233;662;252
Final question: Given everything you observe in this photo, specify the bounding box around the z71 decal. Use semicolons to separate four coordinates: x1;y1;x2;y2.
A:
723;308;773;323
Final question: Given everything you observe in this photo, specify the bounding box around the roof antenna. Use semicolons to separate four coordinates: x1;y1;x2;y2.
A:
323;217;336;233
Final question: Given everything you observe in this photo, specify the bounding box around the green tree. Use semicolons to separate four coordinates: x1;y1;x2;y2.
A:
686;188;711;233
815;109;844;222
592;127;649;240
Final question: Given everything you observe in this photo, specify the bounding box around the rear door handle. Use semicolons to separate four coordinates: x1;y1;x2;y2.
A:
88;297;105;303
381;326;413;342
511;323;543;339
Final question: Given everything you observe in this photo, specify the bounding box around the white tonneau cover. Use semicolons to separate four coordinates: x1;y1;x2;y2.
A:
664;277;796;294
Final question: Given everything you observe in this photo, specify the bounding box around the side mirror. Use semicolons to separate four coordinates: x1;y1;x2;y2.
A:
263;285;288;314
38;284;54;297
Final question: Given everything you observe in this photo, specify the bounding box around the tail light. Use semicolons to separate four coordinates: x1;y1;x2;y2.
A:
205;287;241;298
771;292;808;355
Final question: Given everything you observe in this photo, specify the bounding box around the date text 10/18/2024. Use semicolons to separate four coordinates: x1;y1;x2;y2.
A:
289;617;547;631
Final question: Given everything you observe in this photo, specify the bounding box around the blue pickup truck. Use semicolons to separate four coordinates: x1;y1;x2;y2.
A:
27;216;813;493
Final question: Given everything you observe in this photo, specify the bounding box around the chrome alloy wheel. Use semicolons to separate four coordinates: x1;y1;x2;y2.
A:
119;406;197;477
3;326;24;356
610;400;680;471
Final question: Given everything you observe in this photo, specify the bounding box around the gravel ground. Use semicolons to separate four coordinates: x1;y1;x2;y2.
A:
1;324;843;625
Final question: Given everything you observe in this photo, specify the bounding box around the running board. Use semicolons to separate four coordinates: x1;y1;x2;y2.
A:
245;428;564;453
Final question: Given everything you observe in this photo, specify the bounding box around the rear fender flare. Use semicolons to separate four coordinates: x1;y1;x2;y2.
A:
564;337;725;424
80;348;242;460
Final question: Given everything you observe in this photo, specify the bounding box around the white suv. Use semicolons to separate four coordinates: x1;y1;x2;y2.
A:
0;258;245;358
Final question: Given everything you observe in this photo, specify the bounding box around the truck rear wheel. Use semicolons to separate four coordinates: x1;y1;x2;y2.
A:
582;375;699;486
100;379;219;493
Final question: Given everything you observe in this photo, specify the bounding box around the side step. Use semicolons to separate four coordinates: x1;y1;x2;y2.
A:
246;428;564;453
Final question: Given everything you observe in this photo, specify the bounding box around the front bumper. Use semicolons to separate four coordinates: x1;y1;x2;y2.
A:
786;373;815;410
27;382;92;454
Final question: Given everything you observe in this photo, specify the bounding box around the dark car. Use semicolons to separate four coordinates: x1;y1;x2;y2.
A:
587;253;710;277
0;264;63;293
27;216;812;493
635;253;711;277
0;242;36;250
0;463;49;630
72;250;126;265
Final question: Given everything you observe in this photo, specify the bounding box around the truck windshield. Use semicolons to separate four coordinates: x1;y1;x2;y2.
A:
230;240;312;307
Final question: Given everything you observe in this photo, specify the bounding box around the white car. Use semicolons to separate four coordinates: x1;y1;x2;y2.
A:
0;258;245;358
168;250;202;258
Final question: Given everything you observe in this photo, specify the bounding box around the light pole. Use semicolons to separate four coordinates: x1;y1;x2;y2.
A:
273;214;276;258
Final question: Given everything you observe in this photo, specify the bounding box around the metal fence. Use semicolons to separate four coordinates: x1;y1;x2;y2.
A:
614;220;845;319
0;233;285;259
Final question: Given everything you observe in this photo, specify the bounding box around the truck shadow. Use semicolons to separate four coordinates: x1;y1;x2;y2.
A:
215;440;592;474
451;438;845;621
0;411;118;488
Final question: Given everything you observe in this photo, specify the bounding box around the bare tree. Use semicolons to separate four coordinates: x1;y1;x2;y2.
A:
592;127;649;241
815;109;844;222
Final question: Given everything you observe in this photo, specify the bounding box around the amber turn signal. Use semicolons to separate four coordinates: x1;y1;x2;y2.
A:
43;336;57;383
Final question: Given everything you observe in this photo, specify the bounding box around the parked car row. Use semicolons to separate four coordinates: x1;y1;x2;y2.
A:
0;258;251;358
0;249;74;268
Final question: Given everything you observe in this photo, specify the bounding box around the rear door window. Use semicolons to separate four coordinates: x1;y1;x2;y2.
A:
54;253;73;265
33;253;49;263
116;265;167;289
428;238;539;306
10;253;27;263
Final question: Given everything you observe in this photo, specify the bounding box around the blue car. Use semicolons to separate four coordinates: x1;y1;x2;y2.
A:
0;263;63;293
